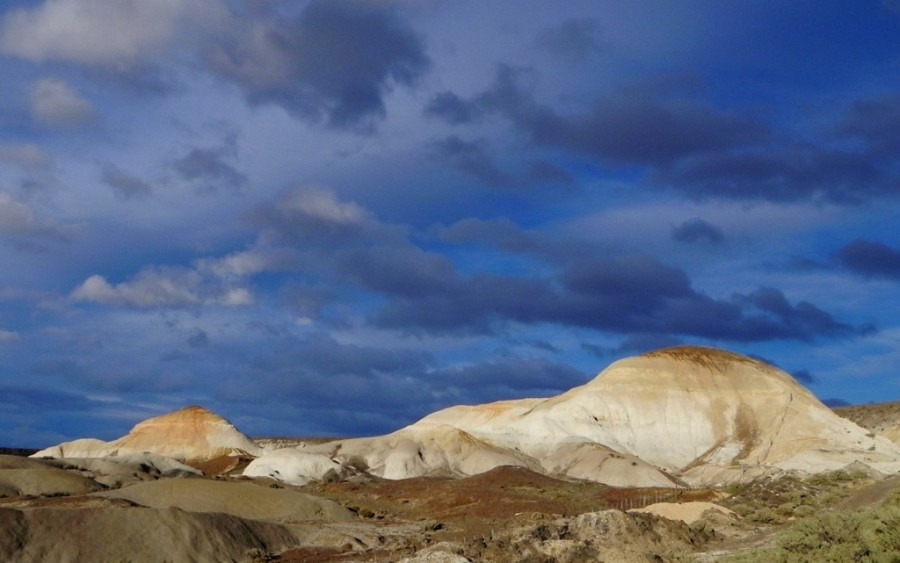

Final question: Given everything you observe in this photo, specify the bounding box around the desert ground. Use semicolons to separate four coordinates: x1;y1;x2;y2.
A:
3;347;900;562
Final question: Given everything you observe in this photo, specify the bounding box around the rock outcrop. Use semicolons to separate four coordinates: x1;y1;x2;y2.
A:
33;406;262;462
295;346;900;486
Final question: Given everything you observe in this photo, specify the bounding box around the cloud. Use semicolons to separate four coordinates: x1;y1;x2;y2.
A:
671;218;725;245
70;265;253;310
70;188;861;346
30;78;96;128
250;187;392;249
0;0;222;70
427;66;900;204
429;65;769;167
435;357;587;396
0;329;20;344
207;0;428;130
186;329;208;348
0;192;69;243
835;239;900;280
173;136;247;193
535;17;604;63
791;369;816;384
70;272;202;309
0;144;49;167
101;166;152;199
424;91;482;124
583;334;684;358
837;94;900;155
658;145;882;203
432;136;514;188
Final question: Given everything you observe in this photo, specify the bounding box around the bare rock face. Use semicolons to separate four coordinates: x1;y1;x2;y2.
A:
418;346;900;485
32;406;262;463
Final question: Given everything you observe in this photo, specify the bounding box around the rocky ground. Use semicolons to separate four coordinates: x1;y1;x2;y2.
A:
3;450;897;562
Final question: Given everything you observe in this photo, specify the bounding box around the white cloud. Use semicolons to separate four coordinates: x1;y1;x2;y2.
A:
219;287;253;306
0;192;67;239
0;0;225;69
31;78;95;128
284;188;371;225
71;267;254;310
0;144;49;167
0;330;20;343
71;272;201;309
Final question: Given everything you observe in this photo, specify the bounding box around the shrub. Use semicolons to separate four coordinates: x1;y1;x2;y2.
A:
725;507;900;562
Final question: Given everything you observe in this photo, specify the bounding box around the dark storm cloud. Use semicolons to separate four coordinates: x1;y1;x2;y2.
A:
791;369;816;384
836;239;900;279
432;136;514;188
218;333;440;431
187;329;208;348
430;65;770;167
424;91;482;124
527;159;575;186
370;242;857;343
671;218;725;245
436;217;585;262
435;358;587;395
208;0;428;130
173;139;247;192
101;165;152;199
524;100;768;166
337;245;458;299
0;384;96;412
431;137;575;191
838;94;900;155
429;66;900;204
246;191;862;344
658;146;883;203
535;18;604;63
610;335;684;357
225;333;589;436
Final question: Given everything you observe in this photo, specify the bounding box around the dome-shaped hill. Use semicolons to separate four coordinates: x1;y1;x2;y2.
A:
33;406;262;463
408;346;900;485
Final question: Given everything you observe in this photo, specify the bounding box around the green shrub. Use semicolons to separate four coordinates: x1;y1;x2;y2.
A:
725;506;900;562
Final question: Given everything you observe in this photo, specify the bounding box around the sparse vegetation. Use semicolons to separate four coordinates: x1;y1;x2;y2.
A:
723;506;900;562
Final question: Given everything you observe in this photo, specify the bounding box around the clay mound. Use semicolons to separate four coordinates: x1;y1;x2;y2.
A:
41;453;200;489
0;468;103;497
33;406;263;462
96;478;355;523
0;455;55;471
0;503;297;563
243;449;351;486
31;438;111;459
630;501;735;524
540;442;681;488
310;424;542;481
411;346;900;485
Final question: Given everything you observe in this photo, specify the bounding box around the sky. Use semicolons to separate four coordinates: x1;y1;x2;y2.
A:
2;0;900;447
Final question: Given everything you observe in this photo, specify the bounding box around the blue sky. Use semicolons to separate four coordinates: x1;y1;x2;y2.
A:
2;0;900;447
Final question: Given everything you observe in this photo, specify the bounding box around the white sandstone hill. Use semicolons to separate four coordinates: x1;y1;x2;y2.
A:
293;346;900;486
33;347;900;487
33;405;262;462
